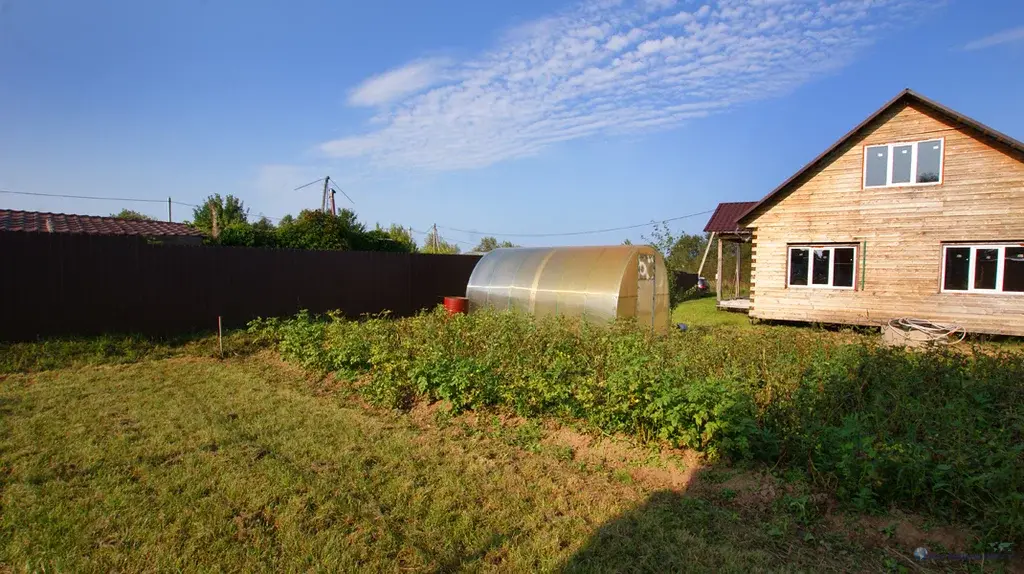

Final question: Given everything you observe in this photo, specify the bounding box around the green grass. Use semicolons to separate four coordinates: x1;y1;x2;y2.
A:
672;297;754;329
670;297;1024;353
0;354;933;572
0;331;263;375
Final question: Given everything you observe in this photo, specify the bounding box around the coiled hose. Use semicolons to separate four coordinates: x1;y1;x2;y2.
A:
886;317;966;345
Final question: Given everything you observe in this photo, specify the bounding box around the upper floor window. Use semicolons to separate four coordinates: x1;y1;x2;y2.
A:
864;139;943;188
942;244;1024;294
788;245;857;289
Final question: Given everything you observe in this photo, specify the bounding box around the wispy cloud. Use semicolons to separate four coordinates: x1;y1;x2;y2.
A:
347;58;450;107
962;26;1024;51
323;0;929;171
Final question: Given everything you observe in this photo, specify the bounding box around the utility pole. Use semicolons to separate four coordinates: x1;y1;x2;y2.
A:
321;176;330;213
295;176;351;214
432;223;438;252
210;199;219;239
167;197;172;222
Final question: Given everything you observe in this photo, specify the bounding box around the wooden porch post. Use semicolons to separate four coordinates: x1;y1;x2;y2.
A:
734;242;741;299
697;232;715;278
716;236;723;302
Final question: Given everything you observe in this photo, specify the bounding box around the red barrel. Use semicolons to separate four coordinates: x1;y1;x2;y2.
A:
443;296;469;316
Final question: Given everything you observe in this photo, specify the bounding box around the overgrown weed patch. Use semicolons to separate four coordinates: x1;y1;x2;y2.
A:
253;308;1024;542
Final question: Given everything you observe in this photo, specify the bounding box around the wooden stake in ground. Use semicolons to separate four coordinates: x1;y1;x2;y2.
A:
735;242;742;299
218;316;223;358
716;236;723;302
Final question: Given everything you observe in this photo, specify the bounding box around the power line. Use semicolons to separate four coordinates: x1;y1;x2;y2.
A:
2;188;716;240
293;178;325;191
437;208;716;238
410;228;474;247
2;189;292;221
329;182;354;205
445;236;475;246
0;189;169;204
291;176;354;212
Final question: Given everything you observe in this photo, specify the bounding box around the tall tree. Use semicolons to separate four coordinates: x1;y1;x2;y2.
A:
422;228;461;254
191;194;248;234
642;221;679;264
642;223;716;273
385;224;417;252
472;236;517;252
667;233;713;273
642;222;750;300
275;209;366;251
111;209;152;221
353;224;415;253
218;217;278;248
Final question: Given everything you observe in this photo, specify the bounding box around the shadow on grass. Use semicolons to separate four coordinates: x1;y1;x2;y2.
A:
559;489;782;574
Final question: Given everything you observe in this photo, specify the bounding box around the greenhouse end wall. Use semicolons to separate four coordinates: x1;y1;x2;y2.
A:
465;245;669;332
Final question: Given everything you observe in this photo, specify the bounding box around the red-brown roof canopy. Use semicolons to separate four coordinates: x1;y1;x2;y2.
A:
0;209;204;237
703;201;758;233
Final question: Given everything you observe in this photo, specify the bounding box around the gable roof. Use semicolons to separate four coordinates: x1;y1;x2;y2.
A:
0;209;204;237
703;201;758;233
736;89;1024;226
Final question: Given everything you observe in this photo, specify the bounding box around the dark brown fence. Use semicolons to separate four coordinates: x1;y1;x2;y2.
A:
672;270;699;292
0;232;481;341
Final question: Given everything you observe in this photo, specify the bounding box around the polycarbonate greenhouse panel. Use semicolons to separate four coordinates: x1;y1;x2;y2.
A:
465;245;670;332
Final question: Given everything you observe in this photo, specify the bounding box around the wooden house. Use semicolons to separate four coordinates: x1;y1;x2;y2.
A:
721;89;1024;335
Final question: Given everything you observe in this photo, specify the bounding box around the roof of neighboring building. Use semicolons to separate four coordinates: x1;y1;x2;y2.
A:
736;88;1024;226
0;209;205;237
703;201;758;233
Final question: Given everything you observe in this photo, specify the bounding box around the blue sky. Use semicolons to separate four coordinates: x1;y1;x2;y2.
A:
1;0;1022;248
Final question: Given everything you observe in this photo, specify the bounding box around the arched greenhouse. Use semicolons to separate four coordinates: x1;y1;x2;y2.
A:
465;245;670;332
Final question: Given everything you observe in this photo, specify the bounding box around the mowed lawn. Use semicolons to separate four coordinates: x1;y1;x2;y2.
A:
672;297;753;328
0;354;968;572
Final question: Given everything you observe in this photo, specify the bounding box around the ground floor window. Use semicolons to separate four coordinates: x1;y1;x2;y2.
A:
788;245;857;289
942;244;1024;293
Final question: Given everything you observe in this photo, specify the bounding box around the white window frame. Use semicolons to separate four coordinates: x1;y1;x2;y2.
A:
940;243;1024;295
863;138;944;189
787;245;857;290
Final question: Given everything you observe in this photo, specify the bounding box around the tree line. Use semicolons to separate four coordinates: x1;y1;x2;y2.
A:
110;196;517;254
113;201;740;286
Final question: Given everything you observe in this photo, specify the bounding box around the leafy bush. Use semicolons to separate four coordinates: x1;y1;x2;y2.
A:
252;308;1024;541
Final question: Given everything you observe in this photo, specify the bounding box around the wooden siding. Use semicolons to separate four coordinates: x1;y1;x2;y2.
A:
746;102;1024;335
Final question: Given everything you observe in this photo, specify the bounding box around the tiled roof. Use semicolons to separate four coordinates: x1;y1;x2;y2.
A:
0;209;205;237
703;202;758;233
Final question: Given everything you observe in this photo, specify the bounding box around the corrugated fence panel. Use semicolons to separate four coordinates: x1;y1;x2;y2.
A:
0;232;480;341
410;253;479;314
